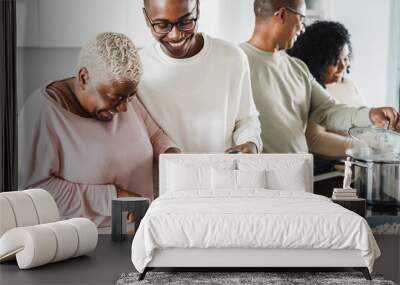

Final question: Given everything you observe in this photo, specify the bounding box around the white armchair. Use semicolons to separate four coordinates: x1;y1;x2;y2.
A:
0;189;97;269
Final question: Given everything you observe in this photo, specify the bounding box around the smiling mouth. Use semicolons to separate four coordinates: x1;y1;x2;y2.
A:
167;38;187;49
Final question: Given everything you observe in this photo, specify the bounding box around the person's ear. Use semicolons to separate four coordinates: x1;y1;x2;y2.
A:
142;8;151;28
273;7;286;24
78;68;90;91
196;0;200;20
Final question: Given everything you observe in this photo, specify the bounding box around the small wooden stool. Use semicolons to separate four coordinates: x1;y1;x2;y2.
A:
111;197;150;242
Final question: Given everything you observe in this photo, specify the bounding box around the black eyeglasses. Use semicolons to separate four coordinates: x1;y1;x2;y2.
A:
284;6;306;24
143;5;198;34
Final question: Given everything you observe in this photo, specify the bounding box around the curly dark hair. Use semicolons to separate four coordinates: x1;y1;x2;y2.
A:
287;21;353;88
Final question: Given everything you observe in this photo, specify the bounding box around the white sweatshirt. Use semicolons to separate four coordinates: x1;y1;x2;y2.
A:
138;34;262;153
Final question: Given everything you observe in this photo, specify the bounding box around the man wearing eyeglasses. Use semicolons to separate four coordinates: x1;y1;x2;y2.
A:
240;0;400;154
137;0;262;154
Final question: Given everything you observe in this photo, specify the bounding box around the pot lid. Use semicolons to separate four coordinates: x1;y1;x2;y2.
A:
347;127;400;163
346;147;400;163
349;126;400;152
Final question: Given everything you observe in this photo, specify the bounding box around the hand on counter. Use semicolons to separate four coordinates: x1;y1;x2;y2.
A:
164;147;182;153
225;142;258;154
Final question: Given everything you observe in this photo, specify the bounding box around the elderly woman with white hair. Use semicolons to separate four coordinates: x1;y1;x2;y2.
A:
18;32;179;227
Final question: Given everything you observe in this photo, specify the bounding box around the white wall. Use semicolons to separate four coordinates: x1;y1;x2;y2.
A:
327;0;399;108
199;0;254;44
389;0;400;109
17;48;79;111
16;0;154;48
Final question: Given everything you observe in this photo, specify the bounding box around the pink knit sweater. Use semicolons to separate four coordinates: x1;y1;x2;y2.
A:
18;86;176;227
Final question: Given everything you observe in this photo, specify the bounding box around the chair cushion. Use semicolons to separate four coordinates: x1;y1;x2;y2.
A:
24;189;60;223
0;218;97;269
0;196;17;237
0;189;59;238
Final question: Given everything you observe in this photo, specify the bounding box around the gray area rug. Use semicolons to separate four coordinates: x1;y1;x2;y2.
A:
117;272;396;285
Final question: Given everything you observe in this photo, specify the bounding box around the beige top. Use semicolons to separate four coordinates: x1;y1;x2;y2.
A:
18;84;176;227
306;78;366;157
240;42;371;153
327;78;366;107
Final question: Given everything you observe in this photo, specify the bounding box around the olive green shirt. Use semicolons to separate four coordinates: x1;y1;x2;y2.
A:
240;42;371;153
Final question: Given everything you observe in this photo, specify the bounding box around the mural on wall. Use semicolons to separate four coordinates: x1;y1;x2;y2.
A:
16;0;400;230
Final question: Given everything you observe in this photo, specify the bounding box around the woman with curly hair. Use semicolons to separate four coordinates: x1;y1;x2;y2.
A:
18;32;179;227
288;21;366;174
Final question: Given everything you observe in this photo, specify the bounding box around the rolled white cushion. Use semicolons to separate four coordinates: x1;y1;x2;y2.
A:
0;196;17;237
0;192;39;227
0;218;97;269
24;189;59;224
0;226;57;269
65;218;98;257
42;222;79;262
0;189;60;239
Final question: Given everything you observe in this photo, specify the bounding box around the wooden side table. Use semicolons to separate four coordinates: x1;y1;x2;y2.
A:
111;197;150;242
332;198;366;218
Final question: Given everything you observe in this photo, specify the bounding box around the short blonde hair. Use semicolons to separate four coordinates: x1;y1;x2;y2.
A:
77;32;142;84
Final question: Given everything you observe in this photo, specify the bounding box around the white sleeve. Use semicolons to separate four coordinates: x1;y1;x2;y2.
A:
233;53;263;152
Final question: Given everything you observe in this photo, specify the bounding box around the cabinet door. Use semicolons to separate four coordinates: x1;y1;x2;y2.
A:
38;0;152;47
17;0;40;47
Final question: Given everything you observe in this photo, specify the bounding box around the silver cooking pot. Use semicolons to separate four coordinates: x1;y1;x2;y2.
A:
346;127;400;209
346;148;400;208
